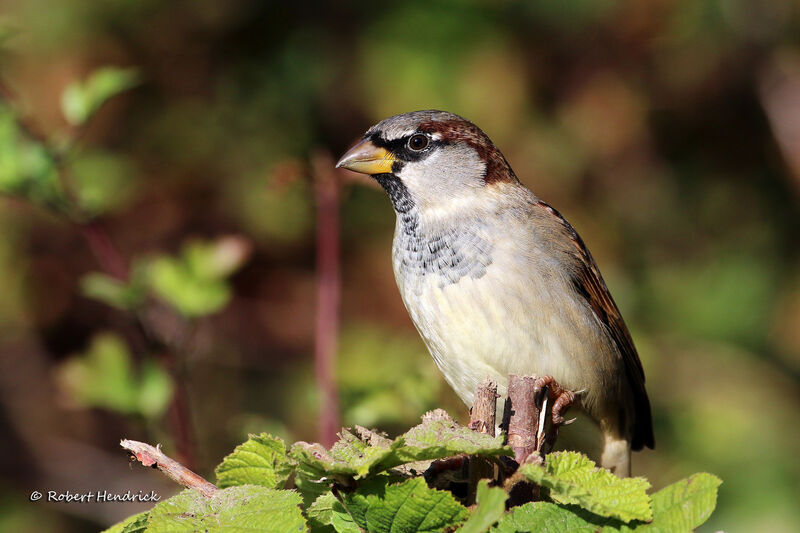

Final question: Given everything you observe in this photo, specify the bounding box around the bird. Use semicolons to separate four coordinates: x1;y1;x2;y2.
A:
336;110;654;476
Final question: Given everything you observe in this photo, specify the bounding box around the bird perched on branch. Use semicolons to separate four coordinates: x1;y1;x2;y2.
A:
336;110;654;476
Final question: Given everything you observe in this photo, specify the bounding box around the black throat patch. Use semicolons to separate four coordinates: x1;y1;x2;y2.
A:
373;173;414;214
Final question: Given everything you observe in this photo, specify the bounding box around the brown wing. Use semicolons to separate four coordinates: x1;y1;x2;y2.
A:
536;201;654;450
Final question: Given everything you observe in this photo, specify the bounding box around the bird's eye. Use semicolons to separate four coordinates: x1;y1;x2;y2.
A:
407;134;429;151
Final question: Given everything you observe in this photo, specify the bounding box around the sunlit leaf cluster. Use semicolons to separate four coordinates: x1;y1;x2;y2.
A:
104;415;721;533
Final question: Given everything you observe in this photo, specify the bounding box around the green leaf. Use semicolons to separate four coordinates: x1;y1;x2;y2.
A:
618;473;721;533
520;451;652;522
137;358;174;419
184;237;252;280
338;477;468;533
291;411;510;480
0;108;67;211
215;433;294;489
457;480;507;533
290;433;385;480
147;255;231;317
69;150;136;217
56;333;172;419
306;492;338;533
491;502;599;533
61;67;140;126
56;333;138;413
120;512;150;533
145;238;250;318
397;410;511;461
101;512;148;533
331;501;361;533
146;486;306;533
328;428;397;477
492;472;722;533
295;464;335;508
81;272;145;311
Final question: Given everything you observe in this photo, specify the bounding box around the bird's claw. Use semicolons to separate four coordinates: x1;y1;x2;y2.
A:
551;389;576;426
530;375;581;453
562;417;578;426
531;375;579;426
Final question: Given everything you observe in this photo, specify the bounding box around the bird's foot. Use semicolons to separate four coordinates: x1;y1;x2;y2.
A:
532;375;580;424
532;376;581;452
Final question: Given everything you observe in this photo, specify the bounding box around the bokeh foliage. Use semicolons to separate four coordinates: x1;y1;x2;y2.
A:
0;0;798;531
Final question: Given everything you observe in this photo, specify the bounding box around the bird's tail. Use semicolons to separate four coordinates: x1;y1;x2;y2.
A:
600;434;631;477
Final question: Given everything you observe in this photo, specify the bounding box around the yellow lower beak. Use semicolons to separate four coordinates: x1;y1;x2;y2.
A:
335;139;396;175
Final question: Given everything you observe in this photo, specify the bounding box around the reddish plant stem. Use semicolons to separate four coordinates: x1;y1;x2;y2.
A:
80;222;130;281
158;351;196;469
121;439;216;498
312;151;342;447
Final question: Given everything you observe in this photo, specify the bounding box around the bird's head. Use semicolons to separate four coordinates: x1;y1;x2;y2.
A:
336;110;518;214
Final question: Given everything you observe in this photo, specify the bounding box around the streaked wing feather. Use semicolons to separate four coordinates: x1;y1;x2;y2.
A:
535;201;654;450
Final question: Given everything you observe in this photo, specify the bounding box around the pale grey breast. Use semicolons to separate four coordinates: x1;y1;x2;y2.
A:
376;174;494;289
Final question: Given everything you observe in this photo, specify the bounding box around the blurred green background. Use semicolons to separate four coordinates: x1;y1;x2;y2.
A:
0;0;798;531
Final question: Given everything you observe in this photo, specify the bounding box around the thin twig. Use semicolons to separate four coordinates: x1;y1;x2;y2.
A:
0;78;53;147
0;76;84;217
312;150;342;447
0;76;129;278
120;439;217;498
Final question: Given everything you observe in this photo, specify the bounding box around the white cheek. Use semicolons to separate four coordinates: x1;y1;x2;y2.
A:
398;146;486;209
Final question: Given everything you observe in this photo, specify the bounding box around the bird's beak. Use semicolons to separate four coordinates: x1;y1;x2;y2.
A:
335;138;396;175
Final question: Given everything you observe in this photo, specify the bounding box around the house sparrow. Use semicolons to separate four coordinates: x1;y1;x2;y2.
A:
336;110;654;476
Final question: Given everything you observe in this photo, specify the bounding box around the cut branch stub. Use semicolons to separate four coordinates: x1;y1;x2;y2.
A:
469;378;498;437
504;374;543;464
467;379;499;504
